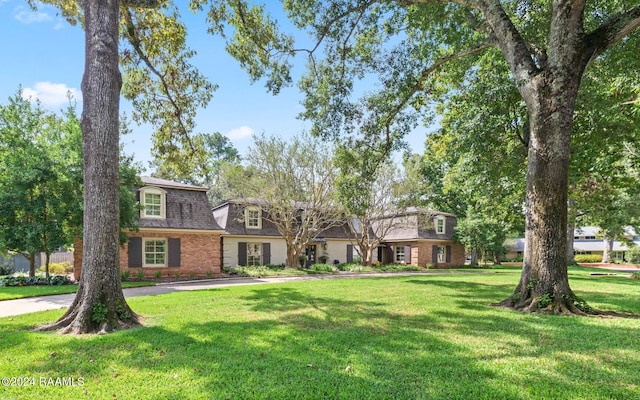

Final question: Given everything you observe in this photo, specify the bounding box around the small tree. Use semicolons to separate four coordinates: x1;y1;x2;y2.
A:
335;145;408;266
217;133;344;269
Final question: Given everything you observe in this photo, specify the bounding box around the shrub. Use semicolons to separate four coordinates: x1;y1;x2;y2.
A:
337;263;371;272
154;271;162;279
136;270;145;281
626;247;640;265
631;272;640;280
574;254;602;263
121;270;131;281
307;263;338;273
265;264;286;270
39;262;73;275
0;273;70;286
375;264;422;272
48;275;70;285
0;258;14;276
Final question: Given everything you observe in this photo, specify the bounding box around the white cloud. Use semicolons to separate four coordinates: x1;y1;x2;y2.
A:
225;126;255;140
22;82;81;108
14;8;53;24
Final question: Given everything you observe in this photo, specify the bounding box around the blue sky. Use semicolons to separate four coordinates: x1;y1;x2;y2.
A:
0;1;430;171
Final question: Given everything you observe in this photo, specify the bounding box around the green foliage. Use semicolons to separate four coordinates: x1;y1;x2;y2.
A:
0;257;13;276
154;270;162;279
136;270;145;281
632;272;640;280
121;270;131;281
538;293;553;309
574;255;603;264
0;272;70;287
91;302;109;324
305;263;338;273
115;302;132;322
626;246;640;265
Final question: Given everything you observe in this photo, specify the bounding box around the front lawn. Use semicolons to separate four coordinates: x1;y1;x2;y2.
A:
0;268;638;399
0;281;155;301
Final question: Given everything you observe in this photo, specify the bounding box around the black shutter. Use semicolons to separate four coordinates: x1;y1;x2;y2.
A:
347;244;353;263
128;237;142;268
238;242;247;266
432;245;438;265
263;243;271;265
168;238;181;267
446;245;452;263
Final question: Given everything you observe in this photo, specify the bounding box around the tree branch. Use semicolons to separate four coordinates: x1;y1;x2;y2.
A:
584;5;640;66
121;8;196;153
381;42;494;141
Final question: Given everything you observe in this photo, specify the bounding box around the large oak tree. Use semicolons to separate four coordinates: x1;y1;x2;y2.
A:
280;1;640;314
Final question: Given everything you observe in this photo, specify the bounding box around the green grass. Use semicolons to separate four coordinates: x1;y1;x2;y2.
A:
0;268;639;399
0;281;155;301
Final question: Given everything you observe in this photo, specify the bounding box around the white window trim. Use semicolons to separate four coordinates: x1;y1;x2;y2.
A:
437;246;446;263
247;242;263;266
435;216;446;234
245;207;262;229
395;246;405;263
140;186;167;220
143;238;167;268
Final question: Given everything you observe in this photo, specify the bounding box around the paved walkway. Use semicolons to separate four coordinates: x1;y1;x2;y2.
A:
0;272;441;318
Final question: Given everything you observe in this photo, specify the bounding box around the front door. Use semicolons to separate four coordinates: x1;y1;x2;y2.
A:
305;245;317;267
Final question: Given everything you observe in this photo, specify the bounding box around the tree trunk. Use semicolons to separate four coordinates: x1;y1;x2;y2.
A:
495;70;592;315
38;0;139;334
493;251;501;265
566;220;576;266
28;253;35;278
469;247;478;267
285;244;299;269
602;235;614;264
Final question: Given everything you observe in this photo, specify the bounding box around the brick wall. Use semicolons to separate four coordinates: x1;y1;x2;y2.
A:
74;231;222;281
415;241;466;268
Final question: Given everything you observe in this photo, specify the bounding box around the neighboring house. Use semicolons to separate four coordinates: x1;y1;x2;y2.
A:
212;199;354;267
374;207;466;267
74;177;223;280
504;226;640;262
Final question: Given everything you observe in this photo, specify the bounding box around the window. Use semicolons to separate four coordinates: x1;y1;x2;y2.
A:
435;216;446;234
144;239;167;267
395;246;405;263
245;207;261;229
247;243;262;266
437;246;446;263
141;187;166;219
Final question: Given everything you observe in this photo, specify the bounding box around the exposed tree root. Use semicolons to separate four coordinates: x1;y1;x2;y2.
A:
35;299;141;334
493;293;640;318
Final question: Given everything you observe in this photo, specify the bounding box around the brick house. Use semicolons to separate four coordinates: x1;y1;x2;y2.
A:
374;208;466;267
74;177;223;280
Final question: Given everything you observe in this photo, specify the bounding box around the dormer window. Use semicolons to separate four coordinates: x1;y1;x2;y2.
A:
140;187;166;219
245;207;261;229
435;216;446;234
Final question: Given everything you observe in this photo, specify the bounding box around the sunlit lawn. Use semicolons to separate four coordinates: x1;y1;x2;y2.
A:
0;268;638;399
0;281;155;301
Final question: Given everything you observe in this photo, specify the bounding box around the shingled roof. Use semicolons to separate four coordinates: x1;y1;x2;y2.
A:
138;177;222;231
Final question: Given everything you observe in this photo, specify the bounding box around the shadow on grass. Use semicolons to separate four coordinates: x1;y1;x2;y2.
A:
3;279;640;399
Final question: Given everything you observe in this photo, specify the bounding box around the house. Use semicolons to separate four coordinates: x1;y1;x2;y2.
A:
213;201;465;268
374;207;466;267
212;199;354;267
504;226;640;262
74;177;223;279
